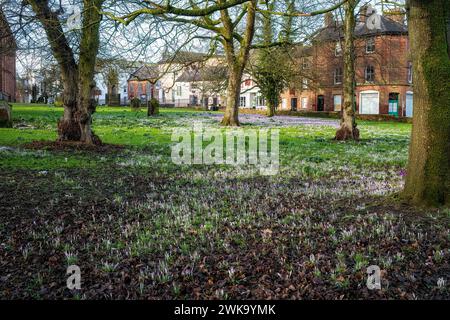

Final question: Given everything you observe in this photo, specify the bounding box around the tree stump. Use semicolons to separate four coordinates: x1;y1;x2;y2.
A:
0;100;12;128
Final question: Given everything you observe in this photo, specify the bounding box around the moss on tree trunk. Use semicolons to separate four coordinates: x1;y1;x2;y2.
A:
220;0;256;126
335;0;359;141
29;0;103;144
221;65;243;126
403;0;450;206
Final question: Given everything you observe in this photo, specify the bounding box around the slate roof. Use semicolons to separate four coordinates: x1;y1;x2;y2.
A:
159;51;224;64
314;15;408;42
176;66;227;82
128;65;160;82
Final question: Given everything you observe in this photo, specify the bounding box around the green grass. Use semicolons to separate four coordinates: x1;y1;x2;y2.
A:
2;104;450;300
0;104;412;172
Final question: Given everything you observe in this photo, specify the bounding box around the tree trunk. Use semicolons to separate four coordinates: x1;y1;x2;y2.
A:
220;0;256;126
221;64;243;126
335;0;359;141
403;0;450;206
58;69;80;141
77;0;103;145
266;97;277;117
27;0;81;141
28;0;103;144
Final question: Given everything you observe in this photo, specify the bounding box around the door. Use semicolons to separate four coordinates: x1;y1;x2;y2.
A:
405;92;413;117
388;93;399;117
333;95;342;111
317;95;324;111
291;98;298;111
360;91;379;114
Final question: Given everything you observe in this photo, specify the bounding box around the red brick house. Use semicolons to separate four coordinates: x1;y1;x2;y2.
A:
127;65;159;102
281;8;413;117
0;9;16;102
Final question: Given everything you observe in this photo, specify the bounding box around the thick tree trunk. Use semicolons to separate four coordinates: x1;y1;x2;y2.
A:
29;0;103;144
335;0;359;141
28;0;82;141
77;0;103;145
58;70;80;141
221;64;243;126
220;0;256;126
266;97;277;117
403;0;450;206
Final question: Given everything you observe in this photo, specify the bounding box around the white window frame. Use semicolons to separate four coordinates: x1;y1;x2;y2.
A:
335;42;342;56
359;90;380;115
365;65;375;82
366;37;375;53
407;62;413;84
301;97;308;109
334;68;343;84
302;79;308;89
239;96;246;107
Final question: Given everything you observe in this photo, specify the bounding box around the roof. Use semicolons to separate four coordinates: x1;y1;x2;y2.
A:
128;65;160;82
289;44;313;58
176;66;227;82
159;51;223;64
314;15;408;42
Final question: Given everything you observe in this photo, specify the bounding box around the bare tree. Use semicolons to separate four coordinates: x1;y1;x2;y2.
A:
334;0;360;141
104;0;347;126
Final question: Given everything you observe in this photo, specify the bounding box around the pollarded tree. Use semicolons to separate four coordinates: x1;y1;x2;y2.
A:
403;0;450;206
23;0;104;144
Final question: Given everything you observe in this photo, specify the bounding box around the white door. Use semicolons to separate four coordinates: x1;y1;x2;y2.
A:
406;92;413;118
360;92;379;114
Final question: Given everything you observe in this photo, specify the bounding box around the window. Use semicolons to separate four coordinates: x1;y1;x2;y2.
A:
176;86;182;96
245;79;251;86
333;95;342;111
365;65;375;82
334;68;343;84
407;62;413;83
366;37;375;53
123;86;127;93
301;97;308;109
256;96;265;106
302;79;308;89
302;59;310;69
239;96;246;107
335;42;342;56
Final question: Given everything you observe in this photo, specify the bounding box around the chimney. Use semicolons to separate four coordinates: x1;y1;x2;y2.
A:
324;12;334;27
384;9;406;25
358;5;369;24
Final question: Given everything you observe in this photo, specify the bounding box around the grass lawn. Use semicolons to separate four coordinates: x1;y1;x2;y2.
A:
0;104;448;299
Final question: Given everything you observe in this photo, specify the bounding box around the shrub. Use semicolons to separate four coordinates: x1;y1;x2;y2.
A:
148;98;160;116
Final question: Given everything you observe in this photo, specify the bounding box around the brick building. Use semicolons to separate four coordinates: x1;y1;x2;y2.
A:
280;8;413;117
127;64;160;103
0;9;16;102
